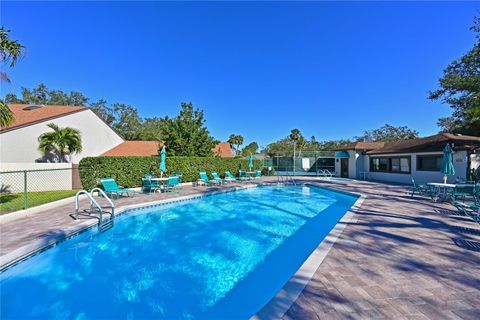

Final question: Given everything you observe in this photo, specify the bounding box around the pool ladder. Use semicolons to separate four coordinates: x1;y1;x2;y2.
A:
277;174;297;186
74;188;115;232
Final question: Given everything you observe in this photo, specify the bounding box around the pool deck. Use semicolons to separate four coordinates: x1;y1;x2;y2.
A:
282;178;480;320
1;178;479;319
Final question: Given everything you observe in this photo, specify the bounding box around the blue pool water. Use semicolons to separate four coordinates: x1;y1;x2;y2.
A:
1;185;357;319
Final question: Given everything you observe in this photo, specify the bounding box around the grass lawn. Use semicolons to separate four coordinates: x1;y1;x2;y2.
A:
0;190;78;214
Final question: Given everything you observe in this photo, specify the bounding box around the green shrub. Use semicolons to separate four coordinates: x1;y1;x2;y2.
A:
79;156;263;190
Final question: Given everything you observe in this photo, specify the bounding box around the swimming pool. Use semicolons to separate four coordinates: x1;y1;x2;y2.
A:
1;185;358;319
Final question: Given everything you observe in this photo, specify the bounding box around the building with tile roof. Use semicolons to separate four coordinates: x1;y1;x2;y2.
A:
0;104;234;164
334;133;480;184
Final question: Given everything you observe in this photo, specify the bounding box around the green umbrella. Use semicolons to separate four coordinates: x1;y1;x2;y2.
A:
248;153;254;170
159;146;166;177
440;144;455;183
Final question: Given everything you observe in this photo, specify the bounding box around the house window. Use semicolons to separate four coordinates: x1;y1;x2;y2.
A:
371;158;388;172
370;156;411;173
417;155;442;171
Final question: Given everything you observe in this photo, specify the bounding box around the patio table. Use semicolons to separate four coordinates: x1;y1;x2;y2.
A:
427;182;456;202
150;177;169;192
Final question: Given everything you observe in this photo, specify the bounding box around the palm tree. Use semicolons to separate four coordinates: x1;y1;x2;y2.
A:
0;102;14;127
228;134;244;156
0;27;25;127
289;128;302;173
38;123;83;162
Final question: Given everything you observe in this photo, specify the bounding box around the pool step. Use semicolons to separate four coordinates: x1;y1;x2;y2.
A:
98;215;114;232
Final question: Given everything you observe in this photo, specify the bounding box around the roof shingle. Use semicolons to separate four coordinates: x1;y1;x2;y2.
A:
1;104;88;133
101;141;160;156
367;133;480;154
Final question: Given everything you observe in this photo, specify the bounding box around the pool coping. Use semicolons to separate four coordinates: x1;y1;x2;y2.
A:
251;183;366;320
0;183;257;272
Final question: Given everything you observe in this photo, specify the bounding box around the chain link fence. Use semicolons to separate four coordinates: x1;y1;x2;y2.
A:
0;166;82;214
262;151;336;176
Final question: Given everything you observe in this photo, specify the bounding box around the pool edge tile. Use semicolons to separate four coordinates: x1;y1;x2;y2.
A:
251;186;366;320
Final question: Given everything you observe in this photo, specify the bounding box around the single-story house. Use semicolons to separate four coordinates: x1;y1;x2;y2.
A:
334;133;480;184
0;104;234;165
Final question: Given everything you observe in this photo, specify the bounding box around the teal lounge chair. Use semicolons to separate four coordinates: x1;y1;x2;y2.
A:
253;170;261;180
225;171;240;182
100;178;135;199
211;172;227;184
199;171;221;186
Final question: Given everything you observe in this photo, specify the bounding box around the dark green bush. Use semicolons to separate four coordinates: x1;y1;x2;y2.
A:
79;156;262;190
261;167;275;176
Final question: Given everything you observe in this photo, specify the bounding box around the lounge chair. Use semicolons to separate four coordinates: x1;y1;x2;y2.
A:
199;171;221;186
410;177;429;198
225;171;240;182
253;170;261;180
100;178;135;199
212;172;228;184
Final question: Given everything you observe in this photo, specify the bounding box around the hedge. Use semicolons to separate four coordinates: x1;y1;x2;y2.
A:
79;156;263;190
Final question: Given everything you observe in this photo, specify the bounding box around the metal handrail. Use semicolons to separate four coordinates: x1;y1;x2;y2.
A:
90;188;114;210
75;189;115;226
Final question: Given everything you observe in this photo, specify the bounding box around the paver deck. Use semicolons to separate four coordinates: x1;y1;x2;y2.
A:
282;178;480;320
1;178;479;319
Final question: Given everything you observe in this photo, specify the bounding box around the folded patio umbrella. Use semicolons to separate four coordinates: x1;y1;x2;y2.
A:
440;144;455;183
248;154;253;170
159;146;167;177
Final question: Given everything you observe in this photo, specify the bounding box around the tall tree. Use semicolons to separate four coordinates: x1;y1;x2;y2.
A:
89;99;115;125
242;141;259;156
138;117;165;141
354;124;419;142
0;27;25;127
5;83;89;106
429;14;480;135
38;123;82;162
111;103;143;140
160;102;216;156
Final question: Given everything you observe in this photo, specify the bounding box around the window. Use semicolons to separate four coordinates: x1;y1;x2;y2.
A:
391;158;410;173
370;156;411;173
417;155;442;171
371;158;388;172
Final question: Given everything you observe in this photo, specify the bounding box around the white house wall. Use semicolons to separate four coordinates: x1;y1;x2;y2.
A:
0;110;124;163
364;151;469;184
347;151;356;178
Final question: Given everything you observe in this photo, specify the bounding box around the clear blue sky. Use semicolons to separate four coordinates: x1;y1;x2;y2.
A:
1;1;478;147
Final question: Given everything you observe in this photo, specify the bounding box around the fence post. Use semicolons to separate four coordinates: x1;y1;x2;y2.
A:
23;170;28;210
